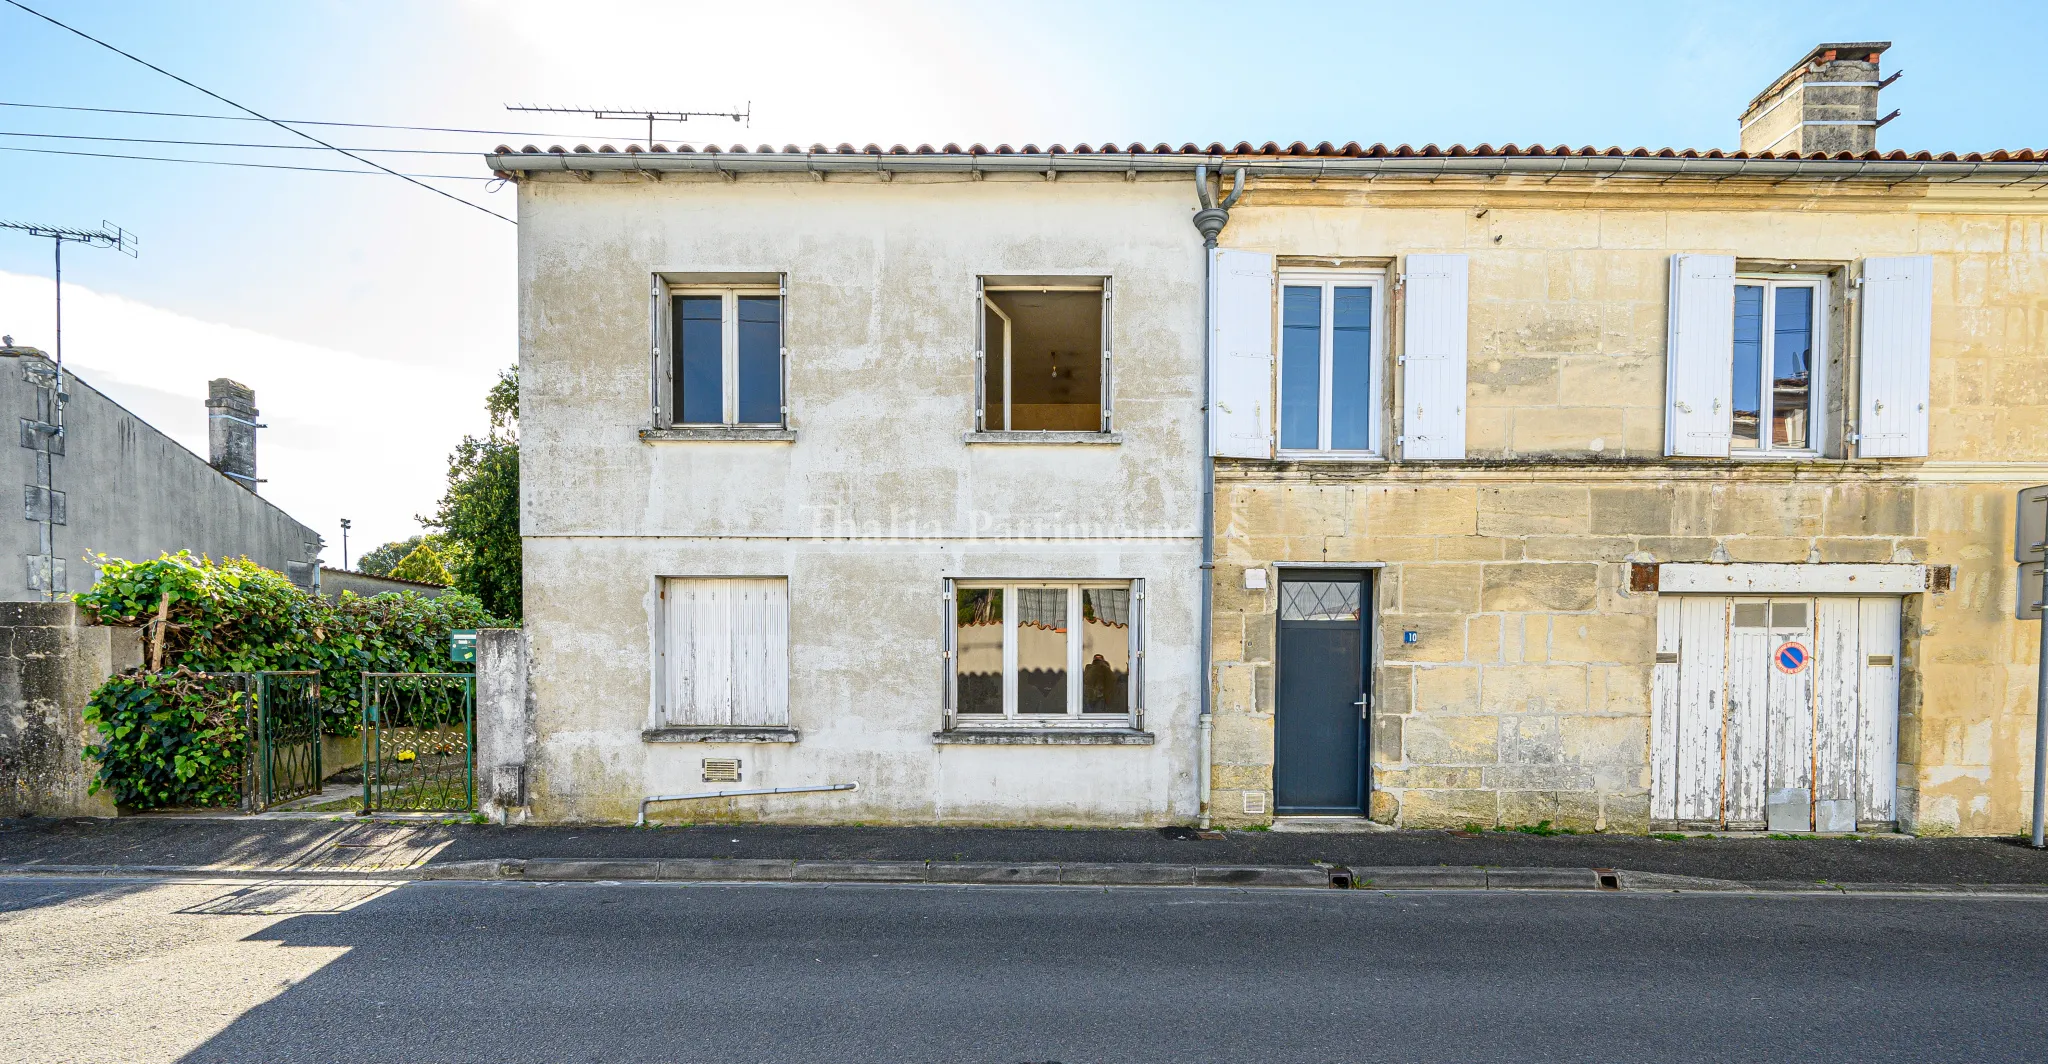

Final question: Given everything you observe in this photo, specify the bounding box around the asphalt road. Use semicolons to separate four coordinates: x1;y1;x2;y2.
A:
3;876;2043;1064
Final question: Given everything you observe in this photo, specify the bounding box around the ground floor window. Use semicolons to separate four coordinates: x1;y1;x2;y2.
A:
659;577;789;727
947;580;1140;723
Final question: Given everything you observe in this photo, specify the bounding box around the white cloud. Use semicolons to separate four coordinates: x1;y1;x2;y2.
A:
0;270;496;562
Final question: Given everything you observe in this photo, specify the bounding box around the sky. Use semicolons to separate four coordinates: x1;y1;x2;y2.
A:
1;0;2043;563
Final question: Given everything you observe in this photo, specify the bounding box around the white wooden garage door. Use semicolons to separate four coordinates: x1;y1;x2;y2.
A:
1650;596;1900;832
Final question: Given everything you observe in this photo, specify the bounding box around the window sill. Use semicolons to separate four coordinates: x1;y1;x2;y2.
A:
640;427;796;442
962;431;1122;446
642;726;799;744
1276;451;1388;463
932;727;1154;746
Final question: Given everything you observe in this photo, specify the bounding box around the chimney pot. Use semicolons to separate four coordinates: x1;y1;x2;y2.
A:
206;378;260;492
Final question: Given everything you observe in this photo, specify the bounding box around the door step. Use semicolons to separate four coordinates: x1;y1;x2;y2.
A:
1269;816;1391;834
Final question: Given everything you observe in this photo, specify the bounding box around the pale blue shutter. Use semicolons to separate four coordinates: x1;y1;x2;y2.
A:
1856;255;1933;458
1208;249;1275;458
1401;254;1469;459
1664;254;1737;457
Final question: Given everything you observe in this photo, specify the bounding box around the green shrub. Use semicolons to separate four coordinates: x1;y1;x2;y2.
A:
76;551;505;808
82;670;250;809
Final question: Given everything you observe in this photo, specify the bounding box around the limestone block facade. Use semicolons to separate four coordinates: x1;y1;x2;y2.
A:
1210;177;2048;836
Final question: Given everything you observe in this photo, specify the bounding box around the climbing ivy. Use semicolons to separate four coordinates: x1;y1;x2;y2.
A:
76;551;504;809
83;670;250;810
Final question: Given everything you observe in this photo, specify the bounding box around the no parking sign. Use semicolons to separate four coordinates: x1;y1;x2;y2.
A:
1774;641;1809;674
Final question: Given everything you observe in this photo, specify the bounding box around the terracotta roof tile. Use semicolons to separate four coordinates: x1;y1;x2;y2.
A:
490;141;2048;164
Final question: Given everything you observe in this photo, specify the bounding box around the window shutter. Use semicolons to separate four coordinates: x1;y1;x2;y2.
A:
649;274;666;428
1209;248;1275;458
1130;578;1145;732
662;578;788;727
1101;278;1114;432
973;277;986;432
942;580;957;731
1856;255;1933;458
1400;253;1469;459
1664;253;1737;457
778;275;790;429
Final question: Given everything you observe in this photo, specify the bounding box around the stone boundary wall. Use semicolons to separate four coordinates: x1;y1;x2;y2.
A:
0;603;138;817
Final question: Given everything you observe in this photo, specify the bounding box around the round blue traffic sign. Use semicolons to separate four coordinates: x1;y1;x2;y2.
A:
1775;641;1809;674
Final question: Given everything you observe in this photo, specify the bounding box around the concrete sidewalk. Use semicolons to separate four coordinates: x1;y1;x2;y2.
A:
5;816;2047;893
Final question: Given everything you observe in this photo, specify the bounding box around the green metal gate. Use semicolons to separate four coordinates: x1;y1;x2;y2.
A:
233;671;323;810
362;673;475;812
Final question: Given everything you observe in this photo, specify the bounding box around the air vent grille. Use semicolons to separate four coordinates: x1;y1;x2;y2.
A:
701;758;741;784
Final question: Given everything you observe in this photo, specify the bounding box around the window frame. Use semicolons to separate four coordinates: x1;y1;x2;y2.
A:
943;578;1142;729
1729;272;1828;459
974;277;1114;434
655;279;787;429
1274;268;1388;458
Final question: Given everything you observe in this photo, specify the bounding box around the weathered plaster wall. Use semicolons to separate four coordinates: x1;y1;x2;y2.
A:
0;602;139;817
1210;177;2047;835
517;172;1206;824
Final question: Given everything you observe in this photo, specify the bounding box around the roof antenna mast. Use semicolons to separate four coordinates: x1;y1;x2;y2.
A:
504;103;751;146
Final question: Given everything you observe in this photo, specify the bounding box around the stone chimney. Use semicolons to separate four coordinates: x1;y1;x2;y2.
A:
206;378;261;492
1740;42;1894;156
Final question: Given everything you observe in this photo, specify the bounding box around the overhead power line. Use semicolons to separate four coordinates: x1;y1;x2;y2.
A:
0;144;493;180
0;0;515;224
0;129;483;155
0;100;623;141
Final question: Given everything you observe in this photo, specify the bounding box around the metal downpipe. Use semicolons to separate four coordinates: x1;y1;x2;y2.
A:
1193;164;1244;829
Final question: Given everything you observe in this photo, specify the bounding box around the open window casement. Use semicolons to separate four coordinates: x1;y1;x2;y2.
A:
1665;254;1738;457
1209;248;1276;458
977;277;1109;432
1855;255;1933;458
1100;278;1114;432
1400;253;1469;460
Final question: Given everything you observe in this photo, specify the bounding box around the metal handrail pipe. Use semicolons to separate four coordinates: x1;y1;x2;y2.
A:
636;782;858;826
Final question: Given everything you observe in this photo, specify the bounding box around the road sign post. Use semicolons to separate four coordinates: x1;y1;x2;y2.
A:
2019;486;2047;848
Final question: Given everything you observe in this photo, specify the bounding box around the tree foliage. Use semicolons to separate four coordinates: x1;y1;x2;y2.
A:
357;534;444;577
387;543;453;586
427;365;520;620
77;551;503;808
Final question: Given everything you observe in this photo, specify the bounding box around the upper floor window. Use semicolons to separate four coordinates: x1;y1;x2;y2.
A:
976;277;1112;433
656;279;784;427
1731;275;1825;454
1277;269;1385;455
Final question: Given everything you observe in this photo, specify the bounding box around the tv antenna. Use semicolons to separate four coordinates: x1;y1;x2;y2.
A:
505;103;750;146
0;220;137;383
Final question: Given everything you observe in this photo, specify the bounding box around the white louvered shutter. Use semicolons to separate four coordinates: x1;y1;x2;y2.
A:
650;274;667;427
1856;255;1933;458
1664;254;1737;457
1209;248;1276;458
662;577;789;727
1401;253;1469;459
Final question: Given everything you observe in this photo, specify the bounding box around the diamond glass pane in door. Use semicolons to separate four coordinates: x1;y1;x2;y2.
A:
1280;581;1361;622
954;588;1003;714
1015;588;1069;715
1081;588;1130;714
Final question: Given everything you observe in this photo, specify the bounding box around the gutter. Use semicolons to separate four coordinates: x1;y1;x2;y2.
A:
486;150;2048;186
1192;165;1244;830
